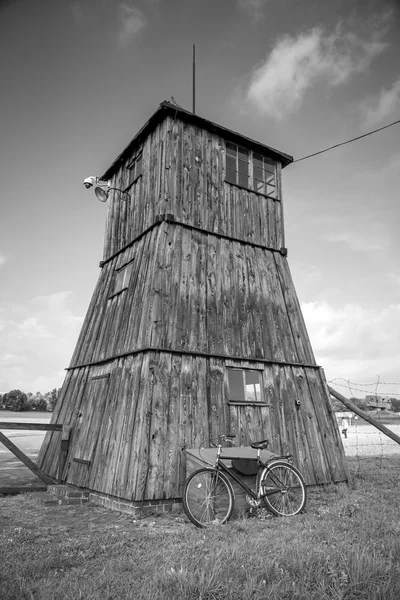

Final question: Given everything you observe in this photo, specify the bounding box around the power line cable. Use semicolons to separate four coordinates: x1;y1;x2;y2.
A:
292;118;400;163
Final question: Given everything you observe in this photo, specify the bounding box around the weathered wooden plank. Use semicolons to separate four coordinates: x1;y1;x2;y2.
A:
165;225;181;349
177;228;192;349
294;367;332;484
289;366;318;482
125;232;152;349
255;247;282;361
139;227;163;347
146;352;171;498
207;358;225;444
276;161;283;247
79;259;116;364
274;252;316;364
117;354;144;498
306;370;348;482
117;242;144;354
124;352;154;500
0;423;62;431
264;249;297;362
182;122;193;224
180;353;192;451
188;230;200;351
165;353;183;497
206;232;217;354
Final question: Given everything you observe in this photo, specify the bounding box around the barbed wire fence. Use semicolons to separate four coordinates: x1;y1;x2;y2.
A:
327;378;400;478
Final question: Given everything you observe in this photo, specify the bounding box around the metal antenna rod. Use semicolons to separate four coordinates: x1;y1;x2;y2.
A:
193;44;196;114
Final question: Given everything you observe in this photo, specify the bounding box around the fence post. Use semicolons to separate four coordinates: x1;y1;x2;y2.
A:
328;386;400;446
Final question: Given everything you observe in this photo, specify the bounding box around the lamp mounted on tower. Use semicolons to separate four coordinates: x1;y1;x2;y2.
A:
83;176;130;202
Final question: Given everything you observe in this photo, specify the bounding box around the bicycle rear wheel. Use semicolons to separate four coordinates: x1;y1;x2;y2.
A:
183;468;234;528
260;461;306;516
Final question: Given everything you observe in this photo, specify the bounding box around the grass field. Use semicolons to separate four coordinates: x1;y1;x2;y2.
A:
1;458;399;600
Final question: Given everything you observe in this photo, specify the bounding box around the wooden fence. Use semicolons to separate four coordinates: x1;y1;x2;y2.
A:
0;422;70;490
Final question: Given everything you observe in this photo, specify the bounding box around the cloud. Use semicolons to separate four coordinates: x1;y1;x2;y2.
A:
237;0;269;22
0;292;84;393
361;77;400;127
243;15;391;119
118;3;146;46
302;301;400;394
0;255;6;266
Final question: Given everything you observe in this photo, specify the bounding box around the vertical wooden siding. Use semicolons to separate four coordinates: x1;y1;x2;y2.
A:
102;117;284;262
70;224;315;368
38;352;347;500
37;113;349;500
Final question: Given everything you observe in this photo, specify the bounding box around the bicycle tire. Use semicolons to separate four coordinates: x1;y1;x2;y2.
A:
183;468;234;528
260;461;306;517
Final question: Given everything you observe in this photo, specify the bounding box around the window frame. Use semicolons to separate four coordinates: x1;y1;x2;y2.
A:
227;367;268;406
224;143;278;200
126;151;143;190
108;260;134;299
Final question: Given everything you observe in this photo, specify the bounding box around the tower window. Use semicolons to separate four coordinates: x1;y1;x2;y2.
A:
226;142;249;188
110;261;134;298
227;368;263;403
253;153;277;198
225;144;277;198
127;152;143;188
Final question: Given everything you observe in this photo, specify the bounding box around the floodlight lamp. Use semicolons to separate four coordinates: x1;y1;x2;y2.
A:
95;186;109;202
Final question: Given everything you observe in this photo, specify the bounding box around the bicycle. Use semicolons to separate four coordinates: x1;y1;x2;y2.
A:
183;436;307;528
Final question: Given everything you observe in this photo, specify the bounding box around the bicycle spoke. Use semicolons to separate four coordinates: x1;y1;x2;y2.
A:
183;469;234;527
260;462;306;517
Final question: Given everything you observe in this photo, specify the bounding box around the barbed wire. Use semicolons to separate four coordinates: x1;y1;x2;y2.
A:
331;376;400;474
328;378;400;397
329;378;400;387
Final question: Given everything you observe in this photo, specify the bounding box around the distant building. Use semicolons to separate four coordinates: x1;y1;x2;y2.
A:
365;395;392;410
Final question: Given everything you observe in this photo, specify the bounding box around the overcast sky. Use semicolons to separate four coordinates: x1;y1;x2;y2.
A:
1;0;399;399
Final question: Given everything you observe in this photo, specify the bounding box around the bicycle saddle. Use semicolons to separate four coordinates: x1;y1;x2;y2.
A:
251;439;269;450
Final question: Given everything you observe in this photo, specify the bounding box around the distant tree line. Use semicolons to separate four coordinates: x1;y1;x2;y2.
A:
0;389;60;412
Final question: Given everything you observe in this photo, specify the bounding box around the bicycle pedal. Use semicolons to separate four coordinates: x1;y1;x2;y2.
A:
245;494;262;508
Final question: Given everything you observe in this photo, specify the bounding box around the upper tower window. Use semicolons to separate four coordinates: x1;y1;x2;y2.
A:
253;153;277;198
226;142;249;188
127;152;143;188
225;143;277;199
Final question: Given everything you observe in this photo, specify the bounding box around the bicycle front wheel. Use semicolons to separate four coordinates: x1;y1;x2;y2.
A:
183;468;234;528
260;461;306;517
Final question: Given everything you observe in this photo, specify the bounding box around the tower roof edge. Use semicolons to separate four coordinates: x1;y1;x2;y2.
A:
100;101;293;181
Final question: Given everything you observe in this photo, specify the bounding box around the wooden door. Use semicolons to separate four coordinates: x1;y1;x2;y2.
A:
66;374;110;487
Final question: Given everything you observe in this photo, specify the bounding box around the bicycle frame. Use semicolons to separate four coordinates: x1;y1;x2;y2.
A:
211;446;294;501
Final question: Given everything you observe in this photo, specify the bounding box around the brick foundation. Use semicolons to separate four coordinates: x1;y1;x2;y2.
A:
88;491;183;517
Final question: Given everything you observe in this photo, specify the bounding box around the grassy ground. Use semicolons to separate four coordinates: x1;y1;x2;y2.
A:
1;458;399;600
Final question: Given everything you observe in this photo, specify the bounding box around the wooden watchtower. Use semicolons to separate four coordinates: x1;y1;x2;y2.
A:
38;102;348;506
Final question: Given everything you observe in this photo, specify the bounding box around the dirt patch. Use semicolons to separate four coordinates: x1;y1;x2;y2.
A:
0;493;190;538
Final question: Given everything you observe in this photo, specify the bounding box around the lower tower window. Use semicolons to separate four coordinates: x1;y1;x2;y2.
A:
227;368;263;404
